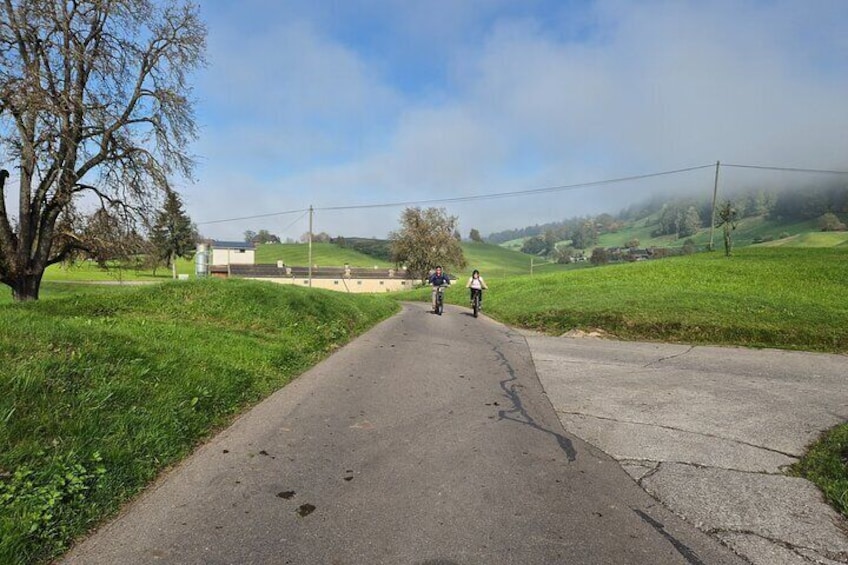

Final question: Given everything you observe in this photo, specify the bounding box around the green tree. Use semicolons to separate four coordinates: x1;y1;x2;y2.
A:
521;236;548;255
390;207;466;281
553;244;576;264
818;213;846;232
590;247;609;265
571;220;598;249
0;0;206;300
150;191;197;279
679;206;702;238
469;228;483;242
251;230;280;244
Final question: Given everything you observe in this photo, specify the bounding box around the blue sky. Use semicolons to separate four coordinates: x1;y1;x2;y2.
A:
186;0;848;241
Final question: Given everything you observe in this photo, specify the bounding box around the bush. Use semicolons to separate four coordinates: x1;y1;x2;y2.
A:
590;247;609;265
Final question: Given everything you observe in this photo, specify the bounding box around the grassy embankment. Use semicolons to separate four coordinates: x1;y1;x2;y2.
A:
0;279;398;564
399;246;847;353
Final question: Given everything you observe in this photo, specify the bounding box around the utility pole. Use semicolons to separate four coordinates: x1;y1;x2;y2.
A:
709;161;720;252
308;205;313;288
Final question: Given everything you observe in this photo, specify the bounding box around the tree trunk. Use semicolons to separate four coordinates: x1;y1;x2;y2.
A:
172;257;177;279
723;225;733;257
11;273;43;301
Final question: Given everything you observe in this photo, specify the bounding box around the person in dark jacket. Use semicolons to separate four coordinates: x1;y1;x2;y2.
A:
427;266;450;312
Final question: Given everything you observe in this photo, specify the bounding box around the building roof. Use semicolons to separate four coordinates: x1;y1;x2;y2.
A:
210;240;255;250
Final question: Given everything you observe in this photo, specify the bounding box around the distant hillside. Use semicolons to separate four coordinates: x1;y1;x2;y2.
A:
460;242;572;278
488;182;848;255
757;231;848;247
254;242;392;268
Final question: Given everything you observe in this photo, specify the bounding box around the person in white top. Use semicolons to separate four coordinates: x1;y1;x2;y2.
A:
465;269;488;310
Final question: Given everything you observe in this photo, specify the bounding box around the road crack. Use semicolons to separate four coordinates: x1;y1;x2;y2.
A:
644;345;696;368
558;411;799;460
712;528;848;564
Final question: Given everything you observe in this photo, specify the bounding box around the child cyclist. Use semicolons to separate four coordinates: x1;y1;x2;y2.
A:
428;265;451;312
465;269;488;310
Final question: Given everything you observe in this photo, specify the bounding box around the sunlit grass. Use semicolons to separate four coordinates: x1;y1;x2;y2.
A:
0;280;398;564
398;247;848;353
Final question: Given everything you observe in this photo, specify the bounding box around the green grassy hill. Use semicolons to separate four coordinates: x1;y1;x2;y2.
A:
254;242;392;267
0;280;398;563
460;242;572;279
758;231;848;247
468;247;848;353
395;246;848;353
577;216;824;251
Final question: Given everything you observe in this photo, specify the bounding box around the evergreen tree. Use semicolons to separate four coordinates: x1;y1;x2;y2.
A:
151;191;197;279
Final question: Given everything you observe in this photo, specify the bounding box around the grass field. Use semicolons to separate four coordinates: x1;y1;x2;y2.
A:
402;247;848;353
0;280;398;564
254;242;393;267
460;242;572;279
42;258;195;282
758;231;848;247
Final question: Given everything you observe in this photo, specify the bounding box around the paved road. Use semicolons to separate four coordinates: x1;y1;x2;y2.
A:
525;336;848;565
63;303;742;565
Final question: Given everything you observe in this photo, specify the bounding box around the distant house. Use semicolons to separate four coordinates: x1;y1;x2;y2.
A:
200;240;411;292
209;263;412;293
207;240;255;267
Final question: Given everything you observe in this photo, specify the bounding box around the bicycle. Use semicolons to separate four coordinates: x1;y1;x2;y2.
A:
471;288;482;318
434;284;448;316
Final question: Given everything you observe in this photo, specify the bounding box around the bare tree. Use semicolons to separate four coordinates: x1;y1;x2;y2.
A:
0;0;206;300
716;200;740;257
390;207;466;281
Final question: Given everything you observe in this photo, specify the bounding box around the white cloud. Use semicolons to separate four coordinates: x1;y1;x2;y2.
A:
189;1;848;241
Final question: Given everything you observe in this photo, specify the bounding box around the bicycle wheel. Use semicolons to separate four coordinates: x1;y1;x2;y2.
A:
472;294;478;317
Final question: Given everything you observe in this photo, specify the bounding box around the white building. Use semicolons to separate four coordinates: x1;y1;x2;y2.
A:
208;240;256;267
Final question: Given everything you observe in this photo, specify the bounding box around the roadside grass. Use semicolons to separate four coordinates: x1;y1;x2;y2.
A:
790;424;848;518
490;247;847;353
399;247;848;353
0;279;398;564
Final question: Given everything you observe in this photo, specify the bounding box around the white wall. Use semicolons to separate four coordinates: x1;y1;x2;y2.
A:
211;248;255;266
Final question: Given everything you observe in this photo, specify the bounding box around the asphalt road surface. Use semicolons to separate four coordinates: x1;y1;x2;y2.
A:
64;302;744;565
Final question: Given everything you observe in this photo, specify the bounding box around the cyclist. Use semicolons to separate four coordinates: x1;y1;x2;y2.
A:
428;266;451;312
465;269;488;311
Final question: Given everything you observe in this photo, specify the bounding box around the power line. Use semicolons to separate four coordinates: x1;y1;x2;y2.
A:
194;161;847;226
279;209;309;234
196;207;307;226
315;164;715;212
196;164;714;225
723;163;848;175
